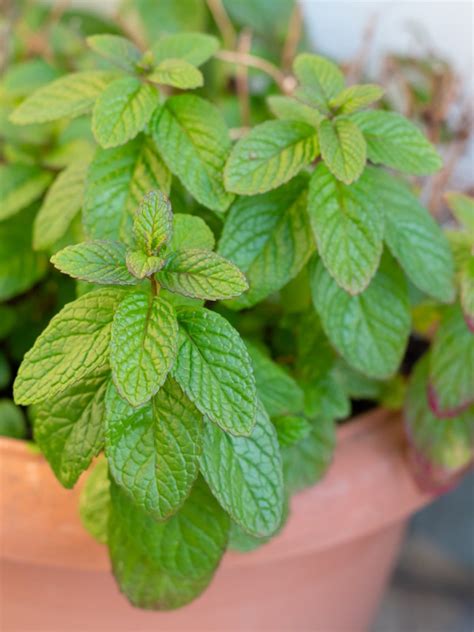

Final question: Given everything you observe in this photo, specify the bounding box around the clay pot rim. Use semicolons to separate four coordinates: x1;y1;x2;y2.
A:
0;408;431;572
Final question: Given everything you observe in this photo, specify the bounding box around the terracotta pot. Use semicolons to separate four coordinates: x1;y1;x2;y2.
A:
0;408;431;631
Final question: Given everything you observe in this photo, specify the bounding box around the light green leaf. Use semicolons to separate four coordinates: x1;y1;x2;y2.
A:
351;110;442;175
33;367;109;488
0;400;27;439
308;163;383;294
172;307;257;436
105;378;202;520
133;189;172;255
199;402;284;537
10;71;118;124
273;416;312;448
87;35;142;72
428;305;474;416
319;117;366;184
158;249;248;300
108;476;229;610
224;119;319;195
0;205;47;301
460;258;474;329
34;159;89;251
148;59;203;89
14;287;127;405
445;192;474;235
79;458;110;544
267;95;324;128
170;214;215;251
151;32;219;66
245;341;304;417
51;240;137;286
293;53;345;110
370;169;455;302
92;77;158;149
2;59;60;97
329;84;384;114
310;253;410;378
84;134;171;242
153;95;234;212
126;250;165;279
110;292;178;407
218;174;314;308
0;164;52;221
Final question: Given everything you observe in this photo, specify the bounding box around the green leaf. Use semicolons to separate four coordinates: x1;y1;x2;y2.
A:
110;292;178;407
307;163;383;294
0;205;47;301
310;253;410;378
350;111;442;175
283;417;335;494
460;258;474;330
428;305;474;416
170;214;215;251
33;159;89;251
151;32;219;66
33;367;109;488
224;119;319;195
92;77;158;149
148;59;203;89
218;175;314;308
318;117;366;184
2;59;60;97
406;355;474;471
14;287;127;405
172;307;257;436
245;341;304;417
105;378;202;520
199;402;284;537
267;95;324;128
302;372;350;421
329;84;384;114
87;35;142;72
108;476;229;610
126;250;165;279
0;164;52;221
10;71;118;124
273;416;312;448
158;249;248;300
51;241;137;286
445;192;474;235
79;458;110;544
84;134;171;242
293;53;344;110
133;189;172;255
370;169;455;302
153;95;234;212
0;400;27;439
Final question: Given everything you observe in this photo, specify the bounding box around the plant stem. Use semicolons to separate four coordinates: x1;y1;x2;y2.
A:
206;0;237;49
281;4;303;73
150;276;159;296
236;28;252;128
215;50;293;94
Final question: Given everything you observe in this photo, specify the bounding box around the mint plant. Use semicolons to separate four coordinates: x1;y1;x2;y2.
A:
2;0;472;612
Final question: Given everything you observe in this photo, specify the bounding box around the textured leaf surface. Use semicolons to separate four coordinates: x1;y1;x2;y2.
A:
34;159;89;251
33;367;109;487
267;95;323;128
110;292;178;407
172;308;256;435
310;253;410;378
170;214;215;251
14;287;126;404
218;175;314;308
152;33;219;66
329;84;384;114
158;249;248;300
371;169;455;302
108;476;229;610
351;111;442;175
51;241;136;285
126;250;165;279
224;119;318;195
87;35;142;72
92;77;157;149
308;163;383;293
105;378;202;519
153;95;233;212
199;402;284;537
84;134;171;242
79;458;110;544
148;59;203;89
318;117;366;184
293;53;344;109
273;416;312;448
10;71;118;124
133;190;172;255
0;164;52;221
428;306;474;416
245;341;304;417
